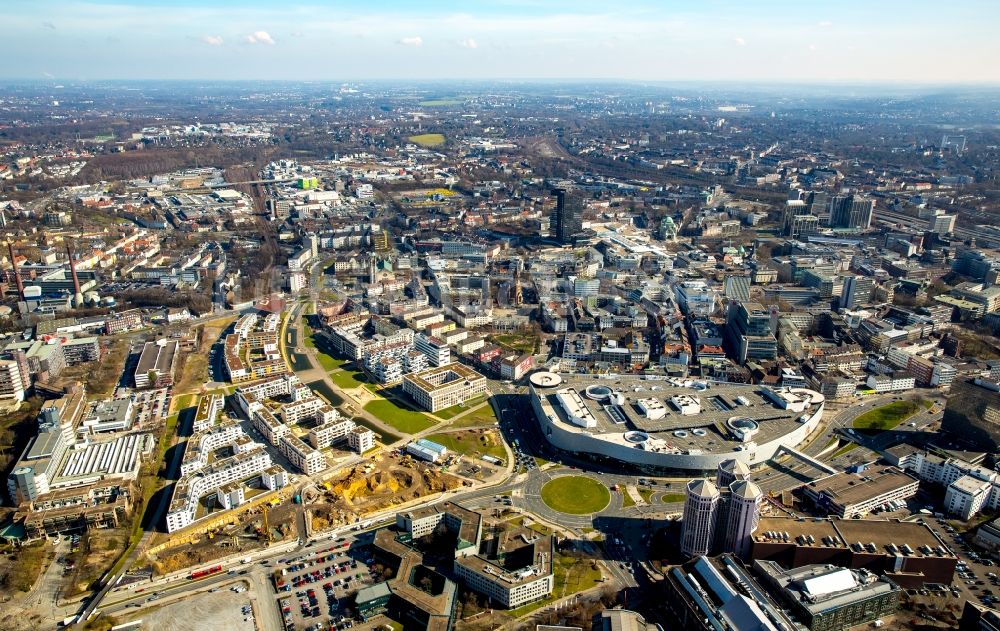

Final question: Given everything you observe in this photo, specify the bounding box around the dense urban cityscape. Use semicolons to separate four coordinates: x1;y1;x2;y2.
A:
3;3;1000;631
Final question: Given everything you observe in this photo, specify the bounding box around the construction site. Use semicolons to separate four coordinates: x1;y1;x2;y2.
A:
307;451;463;533
143;490;299;576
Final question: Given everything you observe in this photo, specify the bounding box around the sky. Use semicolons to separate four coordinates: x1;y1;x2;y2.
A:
4;0;1000;83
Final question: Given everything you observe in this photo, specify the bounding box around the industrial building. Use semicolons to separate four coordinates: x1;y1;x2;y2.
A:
133;338;178;389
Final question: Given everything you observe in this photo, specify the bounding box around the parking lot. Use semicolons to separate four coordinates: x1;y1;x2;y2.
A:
273;537;374;631
931;516;1000;607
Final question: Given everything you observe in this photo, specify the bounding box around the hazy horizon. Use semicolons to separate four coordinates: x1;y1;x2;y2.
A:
6;0;999;83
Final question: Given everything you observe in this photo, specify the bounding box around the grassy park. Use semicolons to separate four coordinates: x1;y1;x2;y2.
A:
540;476;610;514
852;400;923;433
434;396;488;420
364;399;437;434
408;133;446;147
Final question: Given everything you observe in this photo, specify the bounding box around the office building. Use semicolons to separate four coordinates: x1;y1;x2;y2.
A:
754;561;900;630
716;458;750;488
801;467;919;519
549;188;582;244
783;201;820;237
929;214;957;235
402;363;487;412
828;195;874;230
726;301;777;363
665;554;799;631
943;378;1000;451
839;275;874;310
750;516;958;588
722;480;764;559
681;479;720;557
723;275;751;302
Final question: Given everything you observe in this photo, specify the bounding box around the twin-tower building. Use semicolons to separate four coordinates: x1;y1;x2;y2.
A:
681;458;764;559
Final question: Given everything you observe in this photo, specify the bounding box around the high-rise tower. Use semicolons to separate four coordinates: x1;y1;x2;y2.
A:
549;188;582;244
681;479;720;557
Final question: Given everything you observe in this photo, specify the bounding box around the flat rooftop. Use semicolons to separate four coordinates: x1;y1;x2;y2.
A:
804;468;918;508
755;517;955;559
535;375;821;452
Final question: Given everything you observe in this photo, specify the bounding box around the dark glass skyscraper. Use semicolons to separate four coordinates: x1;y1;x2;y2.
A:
829;194;875;230
550;188;582;243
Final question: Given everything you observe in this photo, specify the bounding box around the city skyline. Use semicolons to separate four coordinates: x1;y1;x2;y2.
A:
5;0;1000;83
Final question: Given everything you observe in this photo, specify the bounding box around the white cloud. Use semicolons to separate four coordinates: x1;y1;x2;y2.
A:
42;21;56;30
458;38;478;49
733;36;746;46
817;20;833;28
398;36;423;47
42;71;55;79
244;30;275;45
808;43;818;51
200;34;224;46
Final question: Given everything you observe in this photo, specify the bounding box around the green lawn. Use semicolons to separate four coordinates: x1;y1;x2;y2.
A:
621;491;635;508
408;133;446;147
449;405;499;428
330;367;368;389
424;430;506;461
434;396;488;420
853;400;921;433
508;555;602;617
540;476;610;515
364;399;437;434
660;493;686;504
638;488;654;503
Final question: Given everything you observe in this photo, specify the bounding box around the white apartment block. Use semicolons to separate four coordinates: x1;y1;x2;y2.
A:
234;313;258;338
908;452;1000;519
348;427;375;453
865;373;917;393
166;447;275;533
280;434;327;475
192;393;224;433
946;475;991;520
308;418;357;450
415;333;451;367
180;420;248;476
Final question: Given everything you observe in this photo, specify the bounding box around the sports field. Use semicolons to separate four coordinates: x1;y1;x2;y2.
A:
408;133;446;147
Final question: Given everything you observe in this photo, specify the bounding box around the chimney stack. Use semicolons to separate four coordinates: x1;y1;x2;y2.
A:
66;243;82;297
7;242;24;301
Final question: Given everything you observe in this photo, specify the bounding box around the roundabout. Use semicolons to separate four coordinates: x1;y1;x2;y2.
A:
540;475;611;515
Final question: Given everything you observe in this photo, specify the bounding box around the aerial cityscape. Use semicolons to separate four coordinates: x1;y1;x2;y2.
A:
2;2;1000;631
